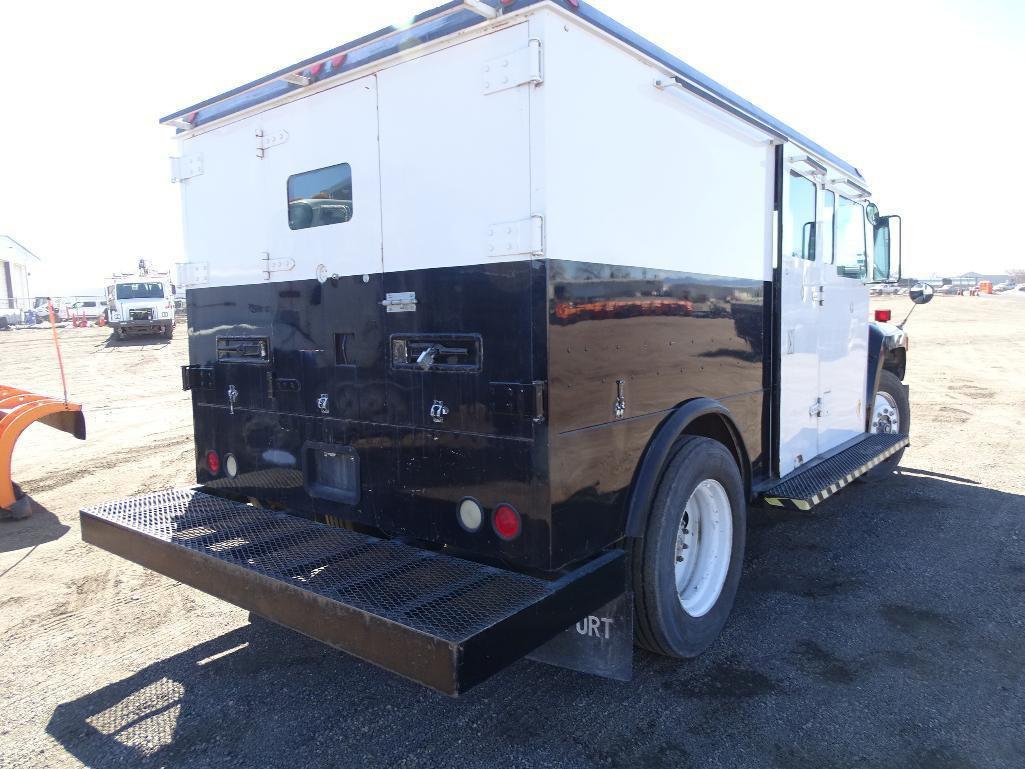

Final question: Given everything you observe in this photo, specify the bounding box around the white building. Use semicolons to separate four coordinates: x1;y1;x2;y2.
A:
0;236;40;313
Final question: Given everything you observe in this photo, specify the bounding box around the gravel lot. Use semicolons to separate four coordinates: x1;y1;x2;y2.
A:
1;294;1023;769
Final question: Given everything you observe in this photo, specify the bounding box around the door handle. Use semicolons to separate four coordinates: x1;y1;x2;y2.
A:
811;286;824;306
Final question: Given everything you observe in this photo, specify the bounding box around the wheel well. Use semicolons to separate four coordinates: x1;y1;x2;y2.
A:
624;399;751;538
679;413;750;498
883;346;906;381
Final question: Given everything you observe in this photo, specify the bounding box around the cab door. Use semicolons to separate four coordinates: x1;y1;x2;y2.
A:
777;162;822;477
815;190;869;452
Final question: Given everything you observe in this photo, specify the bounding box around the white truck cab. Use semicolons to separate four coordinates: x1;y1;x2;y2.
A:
106;271;176;340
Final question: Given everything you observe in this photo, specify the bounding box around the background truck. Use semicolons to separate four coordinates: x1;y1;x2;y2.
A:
81;0;919;695
105;261;176;339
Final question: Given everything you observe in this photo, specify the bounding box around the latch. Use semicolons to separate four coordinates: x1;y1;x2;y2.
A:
227;384;239;415
261;252;295;281
487;216;544;258
255;128;289;158
483;38;543;95
170;154;204;183
490;381;546;423
809;397;822;418
614;379;626;420
381;292;418;313
811;286;825;306
430;400;450;424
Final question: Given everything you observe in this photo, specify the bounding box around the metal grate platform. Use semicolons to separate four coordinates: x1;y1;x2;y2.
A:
761;433;909;511
81;489;624;695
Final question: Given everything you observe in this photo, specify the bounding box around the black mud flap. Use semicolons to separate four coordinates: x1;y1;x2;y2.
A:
80;489;625;696
527;592;633;682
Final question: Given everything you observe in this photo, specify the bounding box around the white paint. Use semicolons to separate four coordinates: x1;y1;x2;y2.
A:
778;153;871;477
536;14;774;281
177;74;383;287
377;24;533;273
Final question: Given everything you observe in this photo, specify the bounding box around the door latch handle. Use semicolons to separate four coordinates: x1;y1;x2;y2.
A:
227;384;238;415
811;286;825;306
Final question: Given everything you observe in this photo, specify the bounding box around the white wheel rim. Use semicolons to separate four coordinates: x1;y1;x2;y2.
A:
674;478;733;618
871;391;900;434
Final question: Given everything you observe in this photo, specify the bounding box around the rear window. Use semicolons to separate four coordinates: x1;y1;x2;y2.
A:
287;163;353;230
116;283;164;300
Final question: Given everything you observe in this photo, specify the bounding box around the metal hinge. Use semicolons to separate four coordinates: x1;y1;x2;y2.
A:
381;292;418;313
170;154;204;183
261;252;295;281
809;397;822;418
487;215;544;258
175;261;209;288
181;365;214;392
811;286;825;306
483;38;543;95
256;128;289;158
490;381;546;423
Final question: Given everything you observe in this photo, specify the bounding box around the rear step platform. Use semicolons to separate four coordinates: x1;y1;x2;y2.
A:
81;489;624;695
761;433;909;511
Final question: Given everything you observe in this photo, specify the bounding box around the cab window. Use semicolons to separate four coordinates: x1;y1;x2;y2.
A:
835;196;867;279
786;171;817;260
115;283;164;300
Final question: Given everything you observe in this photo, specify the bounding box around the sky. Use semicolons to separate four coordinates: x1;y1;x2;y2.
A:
1;0;1023;296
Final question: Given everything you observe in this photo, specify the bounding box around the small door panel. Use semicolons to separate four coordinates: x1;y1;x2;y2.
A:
777;166;821;477
816;192;869;451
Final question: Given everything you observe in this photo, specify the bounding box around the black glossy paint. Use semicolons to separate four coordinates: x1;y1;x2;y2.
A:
185;260;767;572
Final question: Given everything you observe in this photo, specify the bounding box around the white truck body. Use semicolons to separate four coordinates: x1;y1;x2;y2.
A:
170;1;891;478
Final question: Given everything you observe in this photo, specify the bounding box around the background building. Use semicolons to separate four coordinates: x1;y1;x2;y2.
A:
1;236;41;319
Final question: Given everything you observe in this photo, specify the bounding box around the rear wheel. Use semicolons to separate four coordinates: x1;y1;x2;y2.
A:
162;323;175;340
631;436;747;658
862;369;910;480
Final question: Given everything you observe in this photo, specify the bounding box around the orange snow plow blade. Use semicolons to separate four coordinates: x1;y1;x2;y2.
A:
0;385;85;513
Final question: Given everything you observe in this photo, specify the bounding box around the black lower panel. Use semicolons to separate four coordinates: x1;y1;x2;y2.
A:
80;489;625;695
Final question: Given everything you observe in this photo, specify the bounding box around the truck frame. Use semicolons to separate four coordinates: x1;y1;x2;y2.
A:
81;0;911;695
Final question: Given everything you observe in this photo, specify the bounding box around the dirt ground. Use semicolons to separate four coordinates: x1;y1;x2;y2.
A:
1;295;1023;769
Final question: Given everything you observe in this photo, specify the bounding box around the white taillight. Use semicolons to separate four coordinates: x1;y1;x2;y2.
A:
457;498;483;532
224;453;238;478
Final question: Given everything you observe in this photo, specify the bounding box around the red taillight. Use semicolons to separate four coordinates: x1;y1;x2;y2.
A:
492;504;521;540
874;309;892;322
206;450;221;475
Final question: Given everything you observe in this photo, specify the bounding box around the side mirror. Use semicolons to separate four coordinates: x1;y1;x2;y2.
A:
909;282;934;305
870;214;901;282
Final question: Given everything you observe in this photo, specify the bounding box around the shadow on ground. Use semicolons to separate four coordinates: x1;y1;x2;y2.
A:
0;498;69;557
98;334;173;350
46;471;1025;769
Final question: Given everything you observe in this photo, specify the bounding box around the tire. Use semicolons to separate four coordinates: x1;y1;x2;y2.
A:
863;369;910;480
163;323;175;340
631;436;747;658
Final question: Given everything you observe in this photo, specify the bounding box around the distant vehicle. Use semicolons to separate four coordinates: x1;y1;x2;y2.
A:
994;282;1015;292
106;275;176;339
67;298;108;321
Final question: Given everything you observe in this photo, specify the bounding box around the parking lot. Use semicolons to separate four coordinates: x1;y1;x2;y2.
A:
1;293;1023;769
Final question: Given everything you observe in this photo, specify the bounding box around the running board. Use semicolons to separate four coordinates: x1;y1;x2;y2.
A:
761;433;909;511
81;489;624;696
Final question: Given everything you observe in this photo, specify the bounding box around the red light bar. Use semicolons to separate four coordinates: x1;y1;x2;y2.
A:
874;309;892;322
